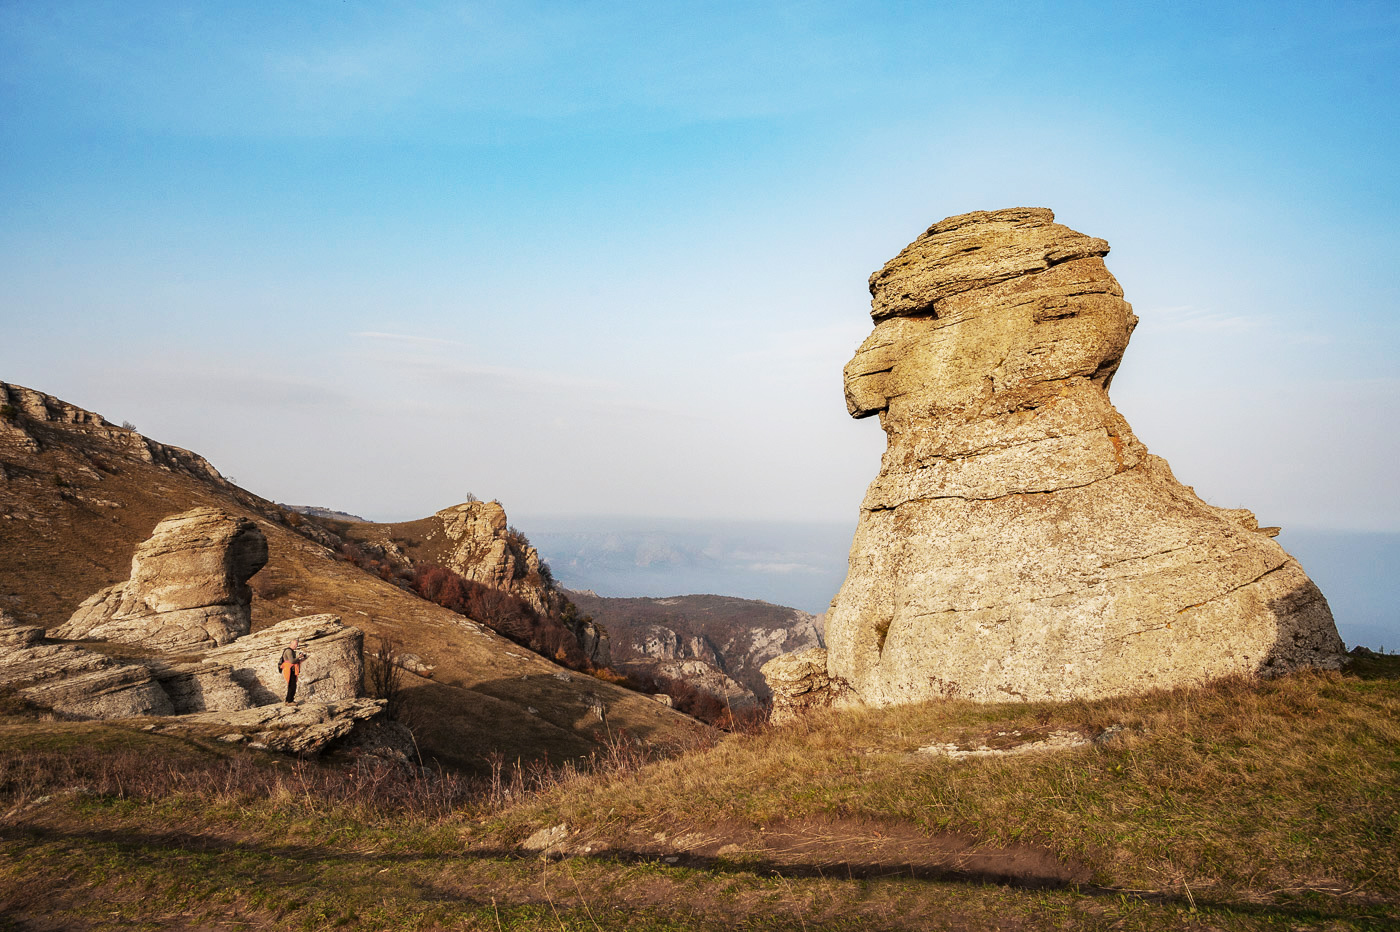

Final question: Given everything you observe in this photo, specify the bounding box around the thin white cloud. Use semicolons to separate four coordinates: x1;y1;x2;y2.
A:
352;331;466;348
1142;305;1260;333
747;562;821;574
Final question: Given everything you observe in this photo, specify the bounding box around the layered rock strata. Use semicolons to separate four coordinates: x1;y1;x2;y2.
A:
0;612;175;718
4;609;366;723
804;207;1344;709
149;615;364;712
56;507;268;650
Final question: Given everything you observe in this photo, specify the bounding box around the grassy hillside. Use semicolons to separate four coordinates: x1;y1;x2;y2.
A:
3;656;1395;930
0;385;708;771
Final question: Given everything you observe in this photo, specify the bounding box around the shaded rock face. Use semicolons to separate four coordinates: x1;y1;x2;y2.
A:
822;207;1345;706
570;614;611;668
55;507;268;650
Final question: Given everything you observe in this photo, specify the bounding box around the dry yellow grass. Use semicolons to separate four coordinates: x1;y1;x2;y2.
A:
2;659;1396;930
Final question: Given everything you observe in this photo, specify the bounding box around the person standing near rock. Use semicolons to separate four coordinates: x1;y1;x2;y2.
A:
280;637;306;704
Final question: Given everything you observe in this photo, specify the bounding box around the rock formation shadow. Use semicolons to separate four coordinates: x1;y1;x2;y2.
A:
0;823;1380;925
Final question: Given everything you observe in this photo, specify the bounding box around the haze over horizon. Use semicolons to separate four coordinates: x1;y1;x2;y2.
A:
3;4;1397;534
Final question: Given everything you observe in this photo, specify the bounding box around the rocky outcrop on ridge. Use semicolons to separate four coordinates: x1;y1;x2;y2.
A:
55;506;269;650
775;208;1345;712
430;500;557;614
1;382;228;482
345;501;612;667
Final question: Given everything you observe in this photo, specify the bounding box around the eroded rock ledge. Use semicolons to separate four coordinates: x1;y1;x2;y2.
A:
772;208;1345;713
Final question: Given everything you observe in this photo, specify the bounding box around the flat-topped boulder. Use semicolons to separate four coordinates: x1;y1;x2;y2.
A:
798;208;1345;710
196;614;363;707
55;507;268;650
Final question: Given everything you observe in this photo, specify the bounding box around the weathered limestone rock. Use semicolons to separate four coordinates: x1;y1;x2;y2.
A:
197;614;364;707
430;501;556;614
761;648;839;724
55;507;268;650
0;612;175;718
20;663;176;718
816;207;1344;707
176;698;387;755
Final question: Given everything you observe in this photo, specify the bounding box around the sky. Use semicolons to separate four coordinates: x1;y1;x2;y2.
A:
2;1;1398;540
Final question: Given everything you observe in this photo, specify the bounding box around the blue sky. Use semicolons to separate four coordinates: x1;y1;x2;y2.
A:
2;1;1397;535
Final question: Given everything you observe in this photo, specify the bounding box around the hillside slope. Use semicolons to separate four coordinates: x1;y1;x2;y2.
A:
0;381;707;771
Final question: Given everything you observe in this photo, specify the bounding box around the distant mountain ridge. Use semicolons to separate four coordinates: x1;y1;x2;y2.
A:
565;590;825;704
522;516;855;615
285;504;368;523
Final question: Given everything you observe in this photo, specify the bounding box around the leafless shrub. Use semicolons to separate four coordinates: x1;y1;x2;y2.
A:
367;637;405;720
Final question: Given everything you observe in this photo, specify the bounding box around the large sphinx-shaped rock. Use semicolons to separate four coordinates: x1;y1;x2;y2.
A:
822;207;1344;707
55;507;268;651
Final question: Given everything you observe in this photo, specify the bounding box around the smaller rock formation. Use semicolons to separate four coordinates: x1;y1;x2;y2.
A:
56;507;268;650
561;604;612;668
761;648;841;724
430;500;557;615
0;611;175;718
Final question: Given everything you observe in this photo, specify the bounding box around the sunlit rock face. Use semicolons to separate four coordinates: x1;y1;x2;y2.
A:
823;207;1345;706
433;501;556;615
55;507;268;651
